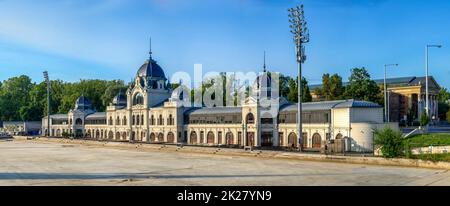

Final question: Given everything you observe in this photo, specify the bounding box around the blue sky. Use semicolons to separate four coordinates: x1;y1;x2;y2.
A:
0;0;449;89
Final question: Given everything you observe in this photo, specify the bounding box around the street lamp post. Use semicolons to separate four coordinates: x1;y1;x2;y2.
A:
289;4;309;152
425;45;442;123
43;71;50;137
384;64;398;123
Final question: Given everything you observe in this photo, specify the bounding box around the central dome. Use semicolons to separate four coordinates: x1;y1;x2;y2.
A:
137;59;166;80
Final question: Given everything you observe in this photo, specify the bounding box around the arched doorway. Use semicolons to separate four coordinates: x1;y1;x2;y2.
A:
190;131;197;145
108;131;114;139
167;132;175;143
335;133;343;139
95;130;100;139
122;132;127;140
158;133;164;142
312;133;322;148
150;133;156;142
207;131;214;144
288;132;297;148
225;132;234;145
56;129;61;137
116;132;120;140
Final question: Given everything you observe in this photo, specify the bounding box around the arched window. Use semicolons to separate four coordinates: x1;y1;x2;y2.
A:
116;116;120;125
168;114;173;125
150;115;155;125
132;115;135;125
123;116;127;125
109;117;113;125
141;115;144;125
133;93;144;105
159;114;163;125
246;113;255;124
75;118;83;125
136;114;140;125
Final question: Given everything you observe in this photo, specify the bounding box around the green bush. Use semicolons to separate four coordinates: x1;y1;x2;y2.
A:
447;110;450;124
420;112;429;126
374;126;404;158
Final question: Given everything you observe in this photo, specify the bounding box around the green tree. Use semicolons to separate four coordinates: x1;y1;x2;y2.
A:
287;78;297;102
0;75;33;120
344;67;381;103
329;74;344;100
420;112;430;127
438;88;450;102
374;126;404;158
447;110;450;124
287;77;312;103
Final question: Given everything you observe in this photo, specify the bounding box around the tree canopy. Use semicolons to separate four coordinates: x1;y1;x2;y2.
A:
0;75;126;121
343;67;381;104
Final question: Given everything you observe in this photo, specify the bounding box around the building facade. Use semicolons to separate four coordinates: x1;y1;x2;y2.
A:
310;76;441;123
42;52;390;152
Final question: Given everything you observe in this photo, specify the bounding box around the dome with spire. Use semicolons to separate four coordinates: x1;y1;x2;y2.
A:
112;91;127;107
75;95;92;111
137;59;166;80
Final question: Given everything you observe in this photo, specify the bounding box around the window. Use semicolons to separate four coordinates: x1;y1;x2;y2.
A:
151;115;155;125
133;93;144;105
123;116;127;125
132;115;135;125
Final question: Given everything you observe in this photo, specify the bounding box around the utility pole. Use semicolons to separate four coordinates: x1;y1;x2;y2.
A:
43;71;50;137
288;3;309;151
425;44;442;123
384;64;398;123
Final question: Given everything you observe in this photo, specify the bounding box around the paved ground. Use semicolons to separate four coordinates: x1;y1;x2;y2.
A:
0;139;449;186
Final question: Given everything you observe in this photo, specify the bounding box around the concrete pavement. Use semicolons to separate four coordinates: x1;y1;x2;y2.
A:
0;139;449;186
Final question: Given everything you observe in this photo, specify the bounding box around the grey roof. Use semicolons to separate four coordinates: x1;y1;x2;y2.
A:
48;114;68;119
112;91;127;107
184;107;242;115
310;76;440;90
75;95;92;110
137;59;166;79
280;99;381;112
85;112;106;119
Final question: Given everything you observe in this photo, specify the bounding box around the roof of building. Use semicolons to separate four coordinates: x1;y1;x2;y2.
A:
137;59;166;79
112;91;127;107
75;95;93;111
85;112;106;119
184;107;242;115
48;114;68;119
310;76;440;91
280;99;381;112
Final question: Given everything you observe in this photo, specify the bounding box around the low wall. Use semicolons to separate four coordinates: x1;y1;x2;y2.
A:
13;136;450;170
412;146;450;155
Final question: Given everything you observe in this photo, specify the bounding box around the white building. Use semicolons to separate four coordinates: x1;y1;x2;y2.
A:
42;51;393;152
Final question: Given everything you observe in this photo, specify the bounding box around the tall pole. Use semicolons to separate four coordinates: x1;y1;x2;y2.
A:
297;40;302;151
384;65;387;122
383;64;398;123
425;46;429;118
425;45;442;122
289;4;309;152
43;71;50;137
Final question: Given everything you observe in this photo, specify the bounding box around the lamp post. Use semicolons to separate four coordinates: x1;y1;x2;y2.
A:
43;71;50;137
288;4;309;151
425;45;442;122
384;64;398;123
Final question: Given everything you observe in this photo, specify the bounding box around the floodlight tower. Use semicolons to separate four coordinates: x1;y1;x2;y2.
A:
288;3;309;151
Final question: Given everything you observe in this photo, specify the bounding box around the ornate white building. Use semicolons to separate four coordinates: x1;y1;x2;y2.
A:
42;51;392;152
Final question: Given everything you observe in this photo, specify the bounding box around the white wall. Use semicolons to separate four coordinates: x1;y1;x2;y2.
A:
351;108;383;123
